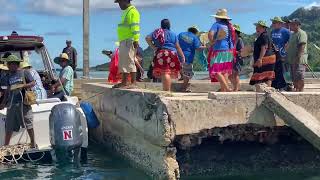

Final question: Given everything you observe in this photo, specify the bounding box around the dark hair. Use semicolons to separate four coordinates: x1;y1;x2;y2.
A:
188;27;199;35
236;30;241;36
161;19;171;30
7;61;20;66
2;52;12;58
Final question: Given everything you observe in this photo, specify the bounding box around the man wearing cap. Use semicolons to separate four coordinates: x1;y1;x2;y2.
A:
51;53;74;100
270;16;291;90
178;26;204;92
0;55;37;148
287;18;308;92
62;40;78;79
114;0;140;88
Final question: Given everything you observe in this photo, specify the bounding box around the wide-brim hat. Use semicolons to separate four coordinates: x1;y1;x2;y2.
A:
210;9;232;20
5;55;23;63
271;16;285;23
20;61;32;69
233;24;242;33
54;53;71;64
0;63;8;70
254;20;268;28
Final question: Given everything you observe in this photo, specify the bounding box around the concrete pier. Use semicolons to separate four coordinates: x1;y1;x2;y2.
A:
82;80;320;179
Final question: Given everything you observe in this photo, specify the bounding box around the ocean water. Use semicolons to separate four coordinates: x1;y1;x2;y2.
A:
1;144;320;180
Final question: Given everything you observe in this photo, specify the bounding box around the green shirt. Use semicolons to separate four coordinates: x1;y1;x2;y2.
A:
287;29;308;64
117;5;140;42
60;65;74;95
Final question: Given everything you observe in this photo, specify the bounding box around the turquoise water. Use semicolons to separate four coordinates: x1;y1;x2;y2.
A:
0;145;151;180
1;144;320;180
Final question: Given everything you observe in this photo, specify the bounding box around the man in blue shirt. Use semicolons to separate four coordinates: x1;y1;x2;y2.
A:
178;26;204;92
270;16;291;90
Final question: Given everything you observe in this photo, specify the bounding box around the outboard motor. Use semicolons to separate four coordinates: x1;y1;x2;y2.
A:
49;104;83;163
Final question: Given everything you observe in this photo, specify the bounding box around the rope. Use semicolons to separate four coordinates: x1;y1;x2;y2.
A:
0;90;45;164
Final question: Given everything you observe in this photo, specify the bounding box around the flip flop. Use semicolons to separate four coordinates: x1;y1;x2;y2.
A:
112;83;126;89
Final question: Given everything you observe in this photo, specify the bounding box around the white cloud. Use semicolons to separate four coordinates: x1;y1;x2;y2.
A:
304;2;320;9
25;0;201;16
0;0;16;11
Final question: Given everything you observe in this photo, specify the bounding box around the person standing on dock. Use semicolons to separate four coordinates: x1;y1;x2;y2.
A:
287;18;308;92
249;20;276;91
113;0;140;89
270;17;290;91
146;19;185;91
230;24;244;92
178;26;203;92
62;40;78;79
208;9;236;92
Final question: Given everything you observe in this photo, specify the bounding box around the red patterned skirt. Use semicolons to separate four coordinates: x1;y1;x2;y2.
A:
152;49;181;79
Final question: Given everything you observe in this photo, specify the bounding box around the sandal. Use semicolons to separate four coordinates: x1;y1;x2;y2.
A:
112;83;127;89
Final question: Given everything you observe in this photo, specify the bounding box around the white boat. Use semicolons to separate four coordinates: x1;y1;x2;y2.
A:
0;33;88;163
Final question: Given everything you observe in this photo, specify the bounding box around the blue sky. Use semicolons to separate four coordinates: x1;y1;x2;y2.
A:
1;0;319;67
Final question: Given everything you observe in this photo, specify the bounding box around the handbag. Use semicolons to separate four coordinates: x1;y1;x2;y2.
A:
22;72;37;106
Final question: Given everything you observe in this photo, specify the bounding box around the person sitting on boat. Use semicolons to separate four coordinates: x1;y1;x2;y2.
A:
146;19;185;91
51;53;74;101
20;61;47;100
0;54;37;148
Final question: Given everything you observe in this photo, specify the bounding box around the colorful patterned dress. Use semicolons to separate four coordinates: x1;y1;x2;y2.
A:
151;28;181;79
208;22;236;82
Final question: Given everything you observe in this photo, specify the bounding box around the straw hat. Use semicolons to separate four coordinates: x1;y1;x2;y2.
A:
254;20;268;28
0;63;8;70
115;41;120;46
54;53;71;64
20;61;32;69
233;24;242;33
271;16;285;23
211;9;232;20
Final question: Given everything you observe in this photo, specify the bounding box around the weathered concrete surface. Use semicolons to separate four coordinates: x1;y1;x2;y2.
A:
82;84;179;179
81;82;320;179
259;84;320;151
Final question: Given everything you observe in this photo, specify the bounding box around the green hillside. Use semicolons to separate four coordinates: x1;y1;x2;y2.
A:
288;6;320;70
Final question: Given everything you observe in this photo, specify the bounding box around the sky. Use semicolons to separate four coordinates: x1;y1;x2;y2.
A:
1;0;320;68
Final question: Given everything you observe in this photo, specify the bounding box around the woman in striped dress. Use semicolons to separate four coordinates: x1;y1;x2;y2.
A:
249;20;276;91
208;9;236;92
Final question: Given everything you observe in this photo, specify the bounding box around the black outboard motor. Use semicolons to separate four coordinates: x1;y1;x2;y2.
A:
49;104;83;163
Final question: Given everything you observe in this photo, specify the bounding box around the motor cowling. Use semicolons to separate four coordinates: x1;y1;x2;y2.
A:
49;104;83;151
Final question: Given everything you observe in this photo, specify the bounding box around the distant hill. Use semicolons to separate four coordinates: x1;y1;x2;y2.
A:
288;6;320;70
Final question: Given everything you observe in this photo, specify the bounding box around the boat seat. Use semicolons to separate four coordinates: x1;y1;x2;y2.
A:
36;98;61;104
